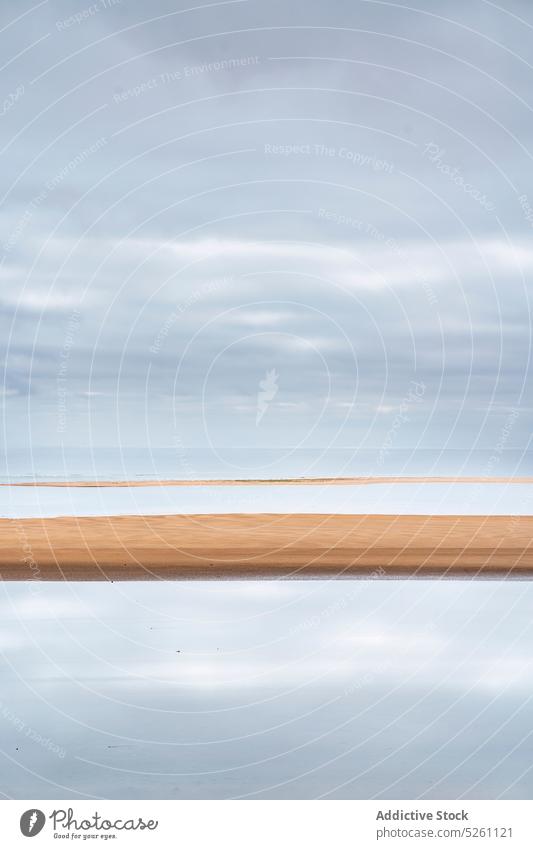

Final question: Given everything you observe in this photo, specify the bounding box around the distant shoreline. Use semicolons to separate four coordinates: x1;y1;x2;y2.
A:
2;476;533;488
1;513;532;580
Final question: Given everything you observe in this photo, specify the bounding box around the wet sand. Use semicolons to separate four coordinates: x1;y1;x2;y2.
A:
1;513;532;580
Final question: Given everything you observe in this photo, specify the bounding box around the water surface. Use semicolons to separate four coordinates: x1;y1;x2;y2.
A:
2;482;532;518
1;579;532;799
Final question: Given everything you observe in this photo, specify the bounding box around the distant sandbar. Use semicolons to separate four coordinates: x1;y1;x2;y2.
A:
2;476;533;488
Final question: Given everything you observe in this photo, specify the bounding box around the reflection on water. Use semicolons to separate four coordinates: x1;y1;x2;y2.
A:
1;579;532;799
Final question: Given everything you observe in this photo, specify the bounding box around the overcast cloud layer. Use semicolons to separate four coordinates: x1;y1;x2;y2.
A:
1;0;532;477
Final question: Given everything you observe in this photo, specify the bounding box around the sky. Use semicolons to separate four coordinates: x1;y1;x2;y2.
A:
1;0;533;478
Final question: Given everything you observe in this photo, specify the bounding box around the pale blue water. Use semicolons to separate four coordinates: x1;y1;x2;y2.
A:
1;482;532;518
1;579;532;799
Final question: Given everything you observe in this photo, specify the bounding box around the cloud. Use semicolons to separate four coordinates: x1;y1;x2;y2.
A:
0;0;531;468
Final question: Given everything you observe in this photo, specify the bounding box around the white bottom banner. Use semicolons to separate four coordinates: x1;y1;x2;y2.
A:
0;800;531;847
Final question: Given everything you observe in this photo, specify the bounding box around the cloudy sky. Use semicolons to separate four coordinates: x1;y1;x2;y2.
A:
1;0;532;477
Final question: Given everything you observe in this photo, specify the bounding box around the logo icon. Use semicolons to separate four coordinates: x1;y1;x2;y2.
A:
256;368;279;425
20;810;45;837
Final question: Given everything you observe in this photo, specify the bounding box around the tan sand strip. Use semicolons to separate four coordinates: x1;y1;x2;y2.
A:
1;514;532;580
2;476;533;488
